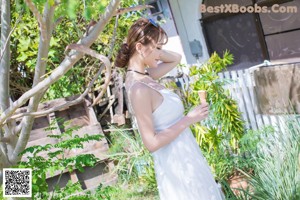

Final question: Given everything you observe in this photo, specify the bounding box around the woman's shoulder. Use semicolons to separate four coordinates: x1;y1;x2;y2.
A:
125;80;150;96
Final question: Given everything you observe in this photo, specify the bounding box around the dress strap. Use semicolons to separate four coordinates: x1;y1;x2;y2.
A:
128;80;162;93
126;80;163;115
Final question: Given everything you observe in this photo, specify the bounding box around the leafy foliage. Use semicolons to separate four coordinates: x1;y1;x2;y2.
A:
107;125;158;192
188;51;244;151
242;117;300;200
17;119;102;199
10;0;140;101
181;51;245;181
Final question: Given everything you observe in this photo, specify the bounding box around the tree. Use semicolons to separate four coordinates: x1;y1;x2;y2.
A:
0;0;149;184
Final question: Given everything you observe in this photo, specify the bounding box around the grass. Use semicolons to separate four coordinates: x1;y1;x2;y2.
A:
90;180;159;200
238;116;300;200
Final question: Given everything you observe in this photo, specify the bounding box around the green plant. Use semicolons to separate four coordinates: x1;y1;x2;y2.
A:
220;179;252;200
241;116;300;200
180;51;245;183
10;0;140;101
139;159;158;193
92;184;120;200
17;119;102;199
107;125;158;192
0;186;3;200
188;51;244;151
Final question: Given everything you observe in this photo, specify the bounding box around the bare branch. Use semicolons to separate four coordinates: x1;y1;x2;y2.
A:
114;5;153;16
65;44;110;67
64;44;112;106
108;14;119;60
1;1;150;125
8;61;106;120
99;96;115;120
4;14;121;122
0;0;121;126
6;42;112;120
24;0;47;41
93;14;119;106
53;16;64;29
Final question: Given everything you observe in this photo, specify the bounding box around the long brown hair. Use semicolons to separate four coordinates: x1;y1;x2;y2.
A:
115;18;168;68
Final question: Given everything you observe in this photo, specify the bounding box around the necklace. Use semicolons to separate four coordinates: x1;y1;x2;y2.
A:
127;69;149;76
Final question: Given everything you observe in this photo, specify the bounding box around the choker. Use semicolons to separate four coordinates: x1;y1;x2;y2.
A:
127;69;149;76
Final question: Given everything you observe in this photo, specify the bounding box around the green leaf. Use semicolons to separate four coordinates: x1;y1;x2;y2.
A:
17;52;29;62
67;0;77;19
48;0;55;6
18;37;31;52
83;6;92;20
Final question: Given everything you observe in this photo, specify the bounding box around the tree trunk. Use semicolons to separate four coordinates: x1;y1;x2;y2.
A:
7;0;121;164
0;0;122;186
0;0;11;185
10;2;55;164
0;0;10;111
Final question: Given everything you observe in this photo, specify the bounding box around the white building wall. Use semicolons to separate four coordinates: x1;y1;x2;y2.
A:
168;0;209;64
144;0;188;76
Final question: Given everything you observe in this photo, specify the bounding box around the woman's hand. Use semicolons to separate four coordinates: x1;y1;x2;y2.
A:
185;102;209;125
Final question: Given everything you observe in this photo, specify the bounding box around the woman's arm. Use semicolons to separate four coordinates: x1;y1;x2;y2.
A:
130;83;209;153
147;49;182;80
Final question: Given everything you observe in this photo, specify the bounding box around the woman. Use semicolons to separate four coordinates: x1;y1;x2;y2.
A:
115;18;223;200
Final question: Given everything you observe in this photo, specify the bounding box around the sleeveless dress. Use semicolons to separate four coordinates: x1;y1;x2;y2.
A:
127;80;224;200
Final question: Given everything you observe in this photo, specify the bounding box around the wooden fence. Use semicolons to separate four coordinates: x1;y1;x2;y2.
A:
218;62;300;133
217;68;281;131
180;62;300;132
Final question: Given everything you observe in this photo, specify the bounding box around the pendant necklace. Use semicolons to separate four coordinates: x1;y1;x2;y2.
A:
127;69;149;76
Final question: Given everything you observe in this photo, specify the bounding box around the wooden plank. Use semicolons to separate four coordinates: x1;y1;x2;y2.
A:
63;172;118;198
48;113;62;135
72;124;104;136
70;171;79;183
20;94;116;189
65;140;109;160
64;124;108;159
276;115;287;134
83;171;118;190
113;114;126;126
45;151;111;179
27;137;58;147
231;71;250;129
84;99;99;125
223;71;239;109
245;69;264;129
55;103;90;128
37;95;81;113
237;70;257;130
270;115;280;132
262;114;271;126
112;70;126;126
29;129;50;142
252;64;299;114
107;85;114;124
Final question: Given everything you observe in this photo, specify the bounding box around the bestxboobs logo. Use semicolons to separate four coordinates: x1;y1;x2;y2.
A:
200;4;298;14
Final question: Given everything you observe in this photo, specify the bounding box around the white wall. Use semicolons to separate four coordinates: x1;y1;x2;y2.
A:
168;0;209;64
144;0;188;75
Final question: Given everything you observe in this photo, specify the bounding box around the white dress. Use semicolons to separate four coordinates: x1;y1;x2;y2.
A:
127;80;224;200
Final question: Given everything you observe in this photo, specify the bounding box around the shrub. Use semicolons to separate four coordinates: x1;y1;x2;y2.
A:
243;116;300;200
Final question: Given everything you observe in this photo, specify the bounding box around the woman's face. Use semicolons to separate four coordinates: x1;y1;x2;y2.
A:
142;42;162;68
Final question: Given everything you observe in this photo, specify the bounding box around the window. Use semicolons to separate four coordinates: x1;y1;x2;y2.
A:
148;0;162;16
201;0;300;70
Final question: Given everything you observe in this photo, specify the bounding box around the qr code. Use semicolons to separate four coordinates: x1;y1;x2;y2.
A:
3;168;32;197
